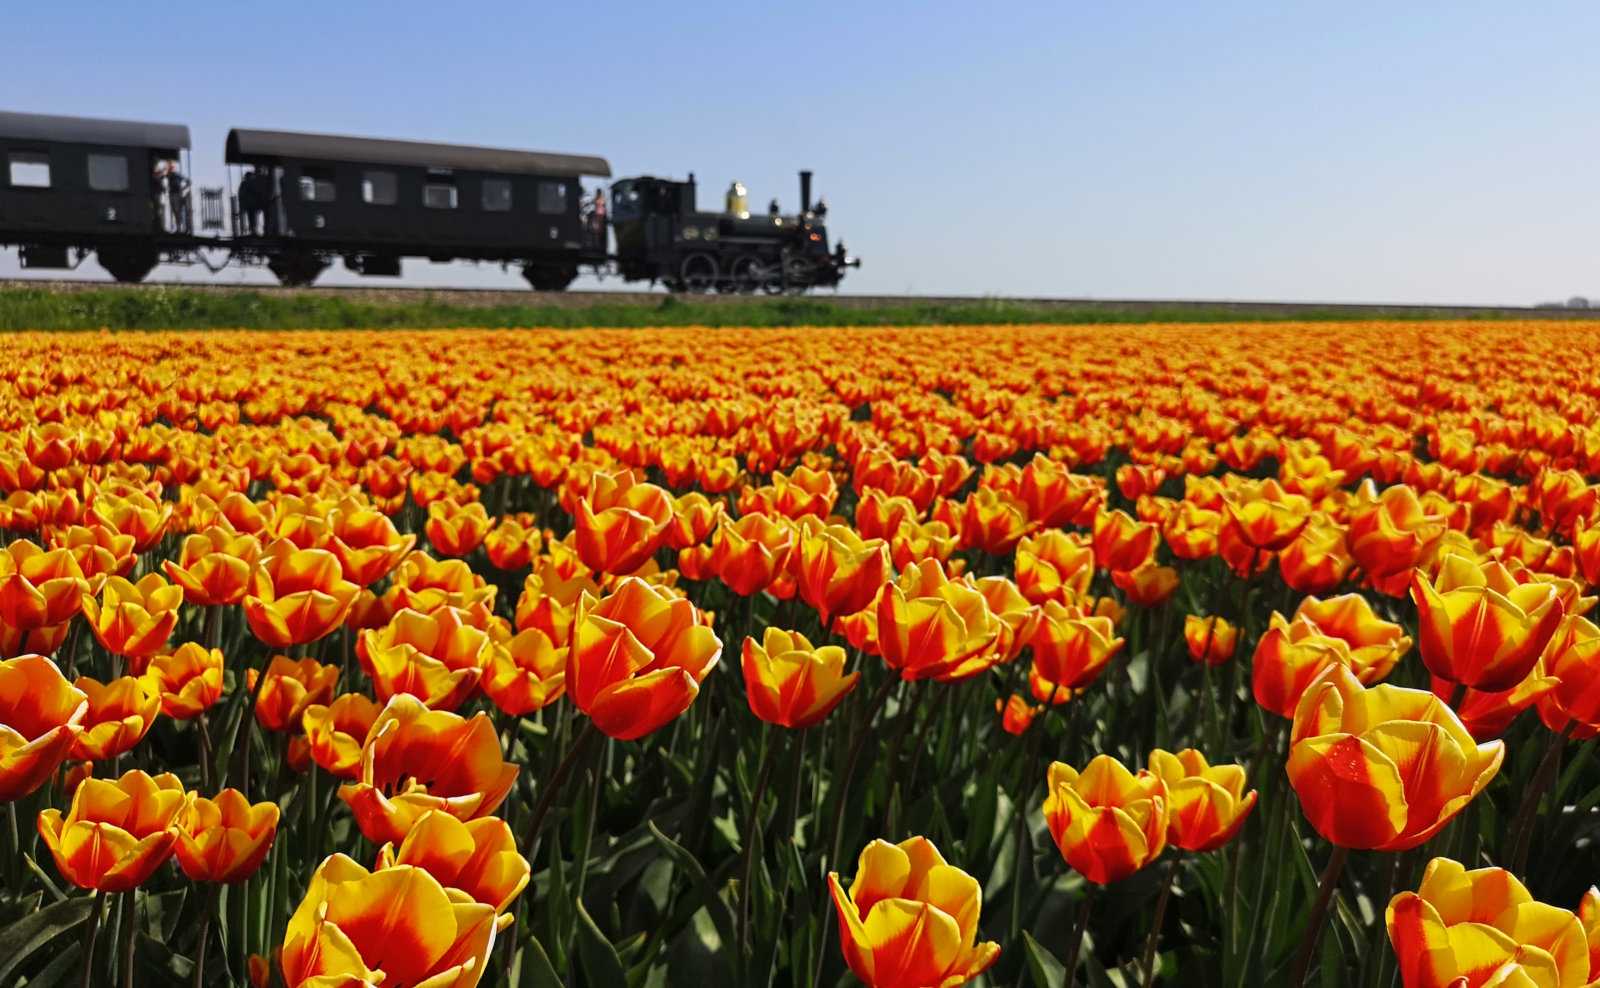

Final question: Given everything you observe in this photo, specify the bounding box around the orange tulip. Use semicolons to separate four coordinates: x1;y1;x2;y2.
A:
742;628;859;729
876;560;1004;682
37;768;189;891
1346;481;1448;581
374;810;530;925
79;573;183;669
793;522;890;626
1287;664;1503;850
1091;509;1159;573
1029;601;1124;700
1220;478;1311;552
481;627;567;716
572;468;673;574
70;674;160;761
1184;615;1237;666
1581;887;1599;978
1014;530;1095;606
175;788;279;883
996;693;1040;735
1252;594;1411;719
855;487;922;540
0;655;87;801
1412;553;1564;693
358;606;490;711
147;643;225;720
162;527;262;606
1018;454;1101;528
1536;615;1600;738
1386;857;1591;988
88;489;172;552
663;491;724;550
710;512;796;597
254;656;340;732
301;692;382;779
959;487;1033;555
1430;668;1557;741
424;500;493;557
828;836;1001;988
50;523;137;584
568;577;722;740
888;519;958;571
1110;560;1179;607
338;694;518;844
482;516;539;571
969;575;1042;664
385;551;497;613
1161;501;1222;561
243;541;360;648
1147;748;1256;852
1277;516;1353;594
0;540;91;630
1043;754;1168;884
325;505;415;586
279;853;498;988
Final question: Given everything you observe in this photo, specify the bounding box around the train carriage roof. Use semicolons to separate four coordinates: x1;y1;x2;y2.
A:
226;128;611;178
0;110;190;151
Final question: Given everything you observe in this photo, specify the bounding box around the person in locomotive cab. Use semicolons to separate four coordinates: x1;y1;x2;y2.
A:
768;198;780;216
813;196;828;219
165;160;190;233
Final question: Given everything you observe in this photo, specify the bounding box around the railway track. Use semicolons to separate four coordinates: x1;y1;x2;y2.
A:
1;276;1593;319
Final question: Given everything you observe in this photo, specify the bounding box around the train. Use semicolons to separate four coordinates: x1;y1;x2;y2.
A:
0;109;859;293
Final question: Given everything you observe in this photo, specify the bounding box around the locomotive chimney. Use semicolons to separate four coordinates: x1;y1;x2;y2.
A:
799;170;812;214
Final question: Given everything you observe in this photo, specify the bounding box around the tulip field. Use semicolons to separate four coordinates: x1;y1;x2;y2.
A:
4;320;1600;988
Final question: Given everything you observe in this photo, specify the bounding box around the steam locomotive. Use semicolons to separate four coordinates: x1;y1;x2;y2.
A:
0;109;859;293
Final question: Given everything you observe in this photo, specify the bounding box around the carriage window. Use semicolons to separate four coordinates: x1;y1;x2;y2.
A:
361;170;397;205
298;168;336;203
423;182;458;209
481;178;512;212
537;181;567;215
7;152;50;188
87;154;129;192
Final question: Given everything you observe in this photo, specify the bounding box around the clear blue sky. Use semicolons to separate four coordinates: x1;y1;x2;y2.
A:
4;1;1598;303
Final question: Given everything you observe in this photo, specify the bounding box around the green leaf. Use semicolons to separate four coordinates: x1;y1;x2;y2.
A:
517;932;564;988
646;821;737;955
574;899;628;987
1022;930;1066;988
0;894;97;985
18;940;81;988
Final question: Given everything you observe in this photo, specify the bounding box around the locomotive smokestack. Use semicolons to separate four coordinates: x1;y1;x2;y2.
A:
799;170;812;214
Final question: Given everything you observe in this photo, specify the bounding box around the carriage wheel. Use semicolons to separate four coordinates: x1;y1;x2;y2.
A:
268;252;328;287
680;253;718;293
783;257;814;295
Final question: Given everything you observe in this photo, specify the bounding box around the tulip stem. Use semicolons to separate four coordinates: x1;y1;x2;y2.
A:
79;890;106;988
1505;721;1573;874
811;673;898;988
520;720;600;865
1286;845;1350;987
197;714;215;793
1063;885;1095;985
737;727;779;978
192;884;216;988
119;890;136;988
1139;855;1181;988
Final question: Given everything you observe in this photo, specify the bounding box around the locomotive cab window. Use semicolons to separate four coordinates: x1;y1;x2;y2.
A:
87;154;129;192
7;151;51;188
361;170;397;205
298;168;336;203
423;179;458;209
537;180;567;215
481;178;512;212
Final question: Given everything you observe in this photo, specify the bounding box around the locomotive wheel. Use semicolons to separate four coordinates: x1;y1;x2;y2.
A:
97;247;159;284
523;264;577;292
729;256;766;295
782;257;814;295
679;253;718;293
268;252;328;287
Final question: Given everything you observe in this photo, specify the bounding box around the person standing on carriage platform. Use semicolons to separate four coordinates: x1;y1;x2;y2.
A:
238;167;265;236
